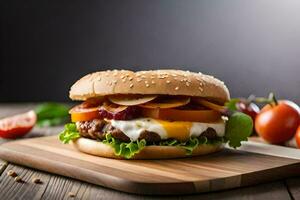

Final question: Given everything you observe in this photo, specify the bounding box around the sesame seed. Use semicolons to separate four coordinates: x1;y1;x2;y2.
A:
7;170;17;177
151;81;155;84
130;84;134;88
175;87;179;90
186;82;190;86
172;74;177;77
32;177;42;184
14;176;23;183
113;80;117;84
68;192;76;198
129;77;133;81
121;75;125;79
166;80;171;84
145;81;148;84
146;84;150;87
122;79;126;82
137;78;142;82
198;87;203;91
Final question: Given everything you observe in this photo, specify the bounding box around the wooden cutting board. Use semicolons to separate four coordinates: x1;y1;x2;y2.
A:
0;136;299;195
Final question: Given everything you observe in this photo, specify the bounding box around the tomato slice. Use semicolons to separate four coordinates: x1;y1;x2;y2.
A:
141;108;222;123
0;110;37;139
69;105;100;122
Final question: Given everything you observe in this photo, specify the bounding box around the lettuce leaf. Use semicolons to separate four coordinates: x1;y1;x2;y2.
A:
159;136;224;155
59;123;80;144
102;133;147;159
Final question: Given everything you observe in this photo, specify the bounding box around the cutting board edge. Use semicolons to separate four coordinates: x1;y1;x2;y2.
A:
0;145;216;195
1;136;300;195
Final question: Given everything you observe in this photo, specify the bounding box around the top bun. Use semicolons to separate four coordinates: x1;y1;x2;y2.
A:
69;70;230;103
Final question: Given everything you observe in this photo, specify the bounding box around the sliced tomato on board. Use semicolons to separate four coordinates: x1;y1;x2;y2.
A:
141;108;222;123
0;110;37;139
295;125;300;148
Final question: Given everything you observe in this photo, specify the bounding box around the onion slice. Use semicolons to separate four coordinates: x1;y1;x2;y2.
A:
139;96;190;109
108;95;157;106
193;98;225;113
101;102;129;113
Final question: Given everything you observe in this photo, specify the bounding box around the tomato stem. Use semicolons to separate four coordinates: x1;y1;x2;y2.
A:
247;93;278;106
268;92;278;106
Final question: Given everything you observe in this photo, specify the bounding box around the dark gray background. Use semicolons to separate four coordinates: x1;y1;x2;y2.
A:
1;0;300;103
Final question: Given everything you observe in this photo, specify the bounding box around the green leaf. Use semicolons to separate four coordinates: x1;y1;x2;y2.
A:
159;136;223;155
58;123;80;144
35;103;70;127
225;98;240;111
102;133;147;159
37;117;69;127
225;112;253;148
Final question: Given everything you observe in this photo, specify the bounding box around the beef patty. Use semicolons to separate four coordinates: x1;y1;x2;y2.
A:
76;119;218;142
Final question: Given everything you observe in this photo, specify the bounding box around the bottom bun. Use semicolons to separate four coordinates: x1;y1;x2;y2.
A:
72;137;224;159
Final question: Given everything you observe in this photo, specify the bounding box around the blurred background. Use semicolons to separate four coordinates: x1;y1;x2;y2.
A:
1;0;300;103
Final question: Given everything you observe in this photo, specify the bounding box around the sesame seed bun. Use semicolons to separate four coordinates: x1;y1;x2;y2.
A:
69;70;230;103
72;137;223;159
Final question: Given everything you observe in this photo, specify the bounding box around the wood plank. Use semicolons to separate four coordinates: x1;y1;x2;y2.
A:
0;159;8;175
0;136;299;195
285;177;300;199
0;163;292;200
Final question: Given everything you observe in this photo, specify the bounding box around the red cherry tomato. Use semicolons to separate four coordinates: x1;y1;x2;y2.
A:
0;110;37;139
295;125;300;148
255;101;300;144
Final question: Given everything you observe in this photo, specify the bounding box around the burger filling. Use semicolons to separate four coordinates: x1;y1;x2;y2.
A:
59;95;250;158
76;118;224;142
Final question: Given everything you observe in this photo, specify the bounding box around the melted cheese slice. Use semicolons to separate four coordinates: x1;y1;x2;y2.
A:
110;118;225;141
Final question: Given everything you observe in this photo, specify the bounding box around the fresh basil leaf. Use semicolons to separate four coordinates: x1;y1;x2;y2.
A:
37;117;69;127
225;112;253;148
35;103;70;127
225;98;240;111
58;123;80;144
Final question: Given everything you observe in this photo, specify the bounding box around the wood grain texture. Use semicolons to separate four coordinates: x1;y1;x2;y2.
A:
286;178;300;199
0;163;292;200
0;159;8;175
0;136;299;195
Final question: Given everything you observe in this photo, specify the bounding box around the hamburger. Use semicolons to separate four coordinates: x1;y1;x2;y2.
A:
59;70;253;159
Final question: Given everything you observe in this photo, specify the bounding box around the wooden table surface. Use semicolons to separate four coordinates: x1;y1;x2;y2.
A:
0;104;299;200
